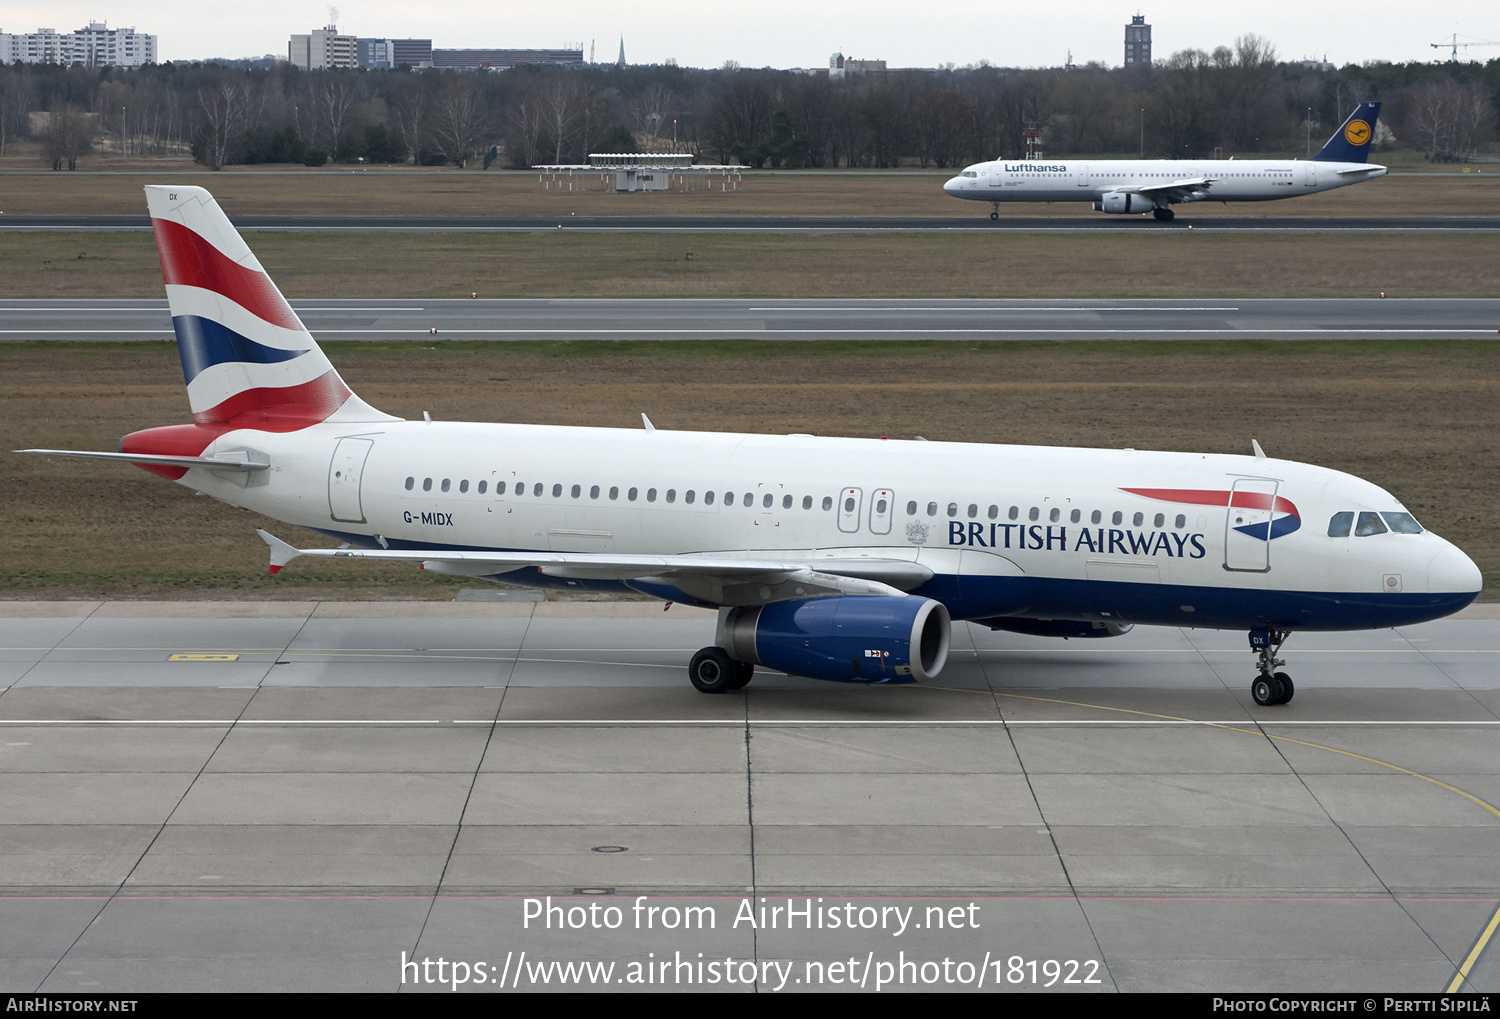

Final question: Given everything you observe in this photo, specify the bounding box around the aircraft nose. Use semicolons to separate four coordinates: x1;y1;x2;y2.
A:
1428;543;1482;595
943;176;962;194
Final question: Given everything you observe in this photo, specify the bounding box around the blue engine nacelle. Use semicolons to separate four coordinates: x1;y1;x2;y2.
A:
1093;191;1154;214
718;595;951;683
977;617;1133;639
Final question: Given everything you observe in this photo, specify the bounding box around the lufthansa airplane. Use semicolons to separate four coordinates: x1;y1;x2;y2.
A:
944;102;1386;221
19;186;1480;705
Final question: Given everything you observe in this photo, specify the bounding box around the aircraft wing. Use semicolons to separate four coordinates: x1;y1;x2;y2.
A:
1124;178;1217;202
257;530;933;606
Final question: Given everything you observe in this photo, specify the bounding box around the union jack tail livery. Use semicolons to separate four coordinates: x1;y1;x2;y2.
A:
145;185;391;429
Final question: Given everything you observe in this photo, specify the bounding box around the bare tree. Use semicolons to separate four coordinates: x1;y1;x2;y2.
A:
197;79;246;170
38;107;95;170
395;80;430;162
432;77;490;166
539;77;581;163
312;74;359;160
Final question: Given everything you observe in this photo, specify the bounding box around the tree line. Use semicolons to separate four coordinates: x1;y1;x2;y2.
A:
2;38;1497;171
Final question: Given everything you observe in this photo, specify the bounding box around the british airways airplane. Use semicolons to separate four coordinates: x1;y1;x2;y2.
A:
19;185;1480;705
944;102;1387;221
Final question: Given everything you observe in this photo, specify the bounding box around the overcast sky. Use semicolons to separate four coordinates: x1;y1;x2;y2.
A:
7;1;1497;69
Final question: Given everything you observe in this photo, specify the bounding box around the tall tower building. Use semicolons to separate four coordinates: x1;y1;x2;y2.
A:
1124;13;1151;67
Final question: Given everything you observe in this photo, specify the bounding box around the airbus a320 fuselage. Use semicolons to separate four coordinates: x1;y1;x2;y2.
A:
945;101;1387;221
19;183;1480;705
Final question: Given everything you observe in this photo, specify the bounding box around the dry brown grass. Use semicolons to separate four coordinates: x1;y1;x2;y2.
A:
1;162;1497;218
4;229;1497;300
3;340;1496;600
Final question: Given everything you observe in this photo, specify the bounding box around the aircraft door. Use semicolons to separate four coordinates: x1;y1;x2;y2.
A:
1223;478;1278;573
1074;163;1090;187
837;487;863;533
869;489;894;535
328;437;374;523
1303;163;1317;187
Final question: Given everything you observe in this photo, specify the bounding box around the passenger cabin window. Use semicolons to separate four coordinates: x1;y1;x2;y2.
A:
533;483;542;497
590;485;600;499
766;494;775;508
1009;506;1019;520
1153;513;1163;527
553;484;563;497
967;504;978;519
685;490;695;504
423;478;433;492
947;503;958;518
459;480;469;493
1355;511;1387;537
927;502;938;517
988;505;998;519
609;486;619;500
666;489;677;503
441;479;451;493
705;490;716;505
1133;512;1144;526
803;496;813;510
1091;511;1101;524
1028;507;1039;521
647;488;658;502
745;493;754;507
1070;509;1081;523
628;487;638;501
1112;511;1123;525
907;501;918;516
1050;508;1061;523
1175;514;1185;528
783;495;793;509
570;484;580;498
405;477;414;491
822;496;834;511
1328;512;1354;537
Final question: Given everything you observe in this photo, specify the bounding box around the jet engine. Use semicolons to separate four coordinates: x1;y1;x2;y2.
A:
977;618;1133;639
718;595;951;683
1093;192;1154;214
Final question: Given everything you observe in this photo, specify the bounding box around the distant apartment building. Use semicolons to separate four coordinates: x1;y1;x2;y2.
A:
288;25;357;70
431;47;583;70
0;22;156;67
1124;13;1152;67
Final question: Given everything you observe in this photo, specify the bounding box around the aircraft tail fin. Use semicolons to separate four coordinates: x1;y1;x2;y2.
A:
143;185;395;430
1310;102;1380;163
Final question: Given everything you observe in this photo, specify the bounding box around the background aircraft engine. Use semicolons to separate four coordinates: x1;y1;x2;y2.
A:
719;596;950;683
1094;192;1154;214
977;618;1133;639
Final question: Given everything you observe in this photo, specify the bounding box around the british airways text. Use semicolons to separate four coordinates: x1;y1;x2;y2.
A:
949;521;1207;558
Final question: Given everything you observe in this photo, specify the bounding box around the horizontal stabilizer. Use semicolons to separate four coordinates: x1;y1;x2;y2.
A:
16;448;269;471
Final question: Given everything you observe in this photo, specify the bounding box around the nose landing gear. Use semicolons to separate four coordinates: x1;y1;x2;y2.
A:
1249;628;1294;705
990;202;1000;221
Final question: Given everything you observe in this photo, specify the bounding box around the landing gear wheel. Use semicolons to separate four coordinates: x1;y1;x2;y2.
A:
689;647;738;693
1273;671;1295;705
1251;675;1282;707
990;210;999;221
728;661;754;690
1153;207;1175;222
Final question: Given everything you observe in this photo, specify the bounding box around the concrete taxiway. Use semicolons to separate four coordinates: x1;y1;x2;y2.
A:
3;297;1497;344
3;214;1500;233
1;599;1498;993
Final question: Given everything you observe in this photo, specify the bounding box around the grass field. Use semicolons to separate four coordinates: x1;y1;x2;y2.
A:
3;340;1496;600
4;229;1498;299
1;161;1497;219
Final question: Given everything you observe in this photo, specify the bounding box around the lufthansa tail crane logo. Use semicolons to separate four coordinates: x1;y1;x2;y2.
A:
1344;120;1372;146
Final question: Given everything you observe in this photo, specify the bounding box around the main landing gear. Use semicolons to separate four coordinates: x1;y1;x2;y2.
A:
1248;627;1295;706
688;646;754;693
1152;207;1175;222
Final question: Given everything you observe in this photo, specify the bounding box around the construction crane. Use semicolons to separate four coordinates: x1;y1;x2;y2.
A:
1430;33;1500;60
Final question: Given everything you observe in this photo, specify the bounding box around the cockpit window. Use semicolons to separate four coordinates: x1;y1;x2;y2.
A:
1381;512;1423;534
1327;512;1353;538
962;170;978;178
1354;511;1388;537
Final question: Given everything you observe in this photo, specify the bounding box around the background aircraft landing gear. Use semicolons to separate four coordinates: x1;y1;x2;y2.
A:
1153;207;1175;222
689;646;752;693
1249;628;1294;705
990;204;999;221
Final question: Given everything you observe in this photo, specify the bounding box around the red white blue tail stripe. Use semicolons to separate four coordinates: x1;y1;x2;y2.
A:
1122;487;1302;540
145;186;391;430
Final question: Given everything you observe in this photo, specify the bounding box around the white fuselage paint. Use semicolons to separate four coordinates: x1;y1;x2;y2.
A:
943;158;1387;207
183;419;1477;631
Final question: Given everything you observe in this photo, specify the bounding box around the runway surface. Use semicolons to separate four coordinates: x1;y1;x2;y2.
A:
4;298;1498;343
4;213;1499;233
2;599;1498;993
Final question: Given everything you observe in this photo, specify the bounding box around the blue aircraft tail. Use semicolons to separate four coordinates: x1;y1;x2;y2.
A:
1311;102;1380;163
